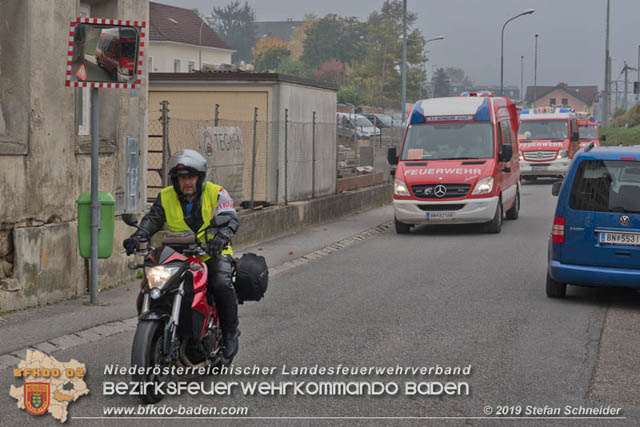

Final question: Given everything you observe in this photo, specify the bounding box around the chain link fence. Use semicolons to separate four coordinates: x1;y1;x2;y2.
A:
147;101;396;209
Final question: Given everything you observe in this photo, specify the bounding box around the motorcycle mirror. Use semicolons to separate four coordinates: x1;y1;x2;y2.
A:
121;213;138;227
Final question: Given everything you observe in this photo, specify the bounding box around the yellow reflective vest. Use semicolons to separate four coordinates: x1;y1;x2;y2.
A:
160;182;233;259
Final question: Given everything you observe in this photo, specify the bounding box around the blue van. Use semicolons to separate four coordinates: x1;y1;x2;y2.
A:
547;144;640;298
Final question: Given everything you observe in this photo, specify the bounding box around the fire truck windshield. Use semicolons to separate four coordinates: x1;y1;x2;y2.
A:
519;119;568;140
401;122;494;160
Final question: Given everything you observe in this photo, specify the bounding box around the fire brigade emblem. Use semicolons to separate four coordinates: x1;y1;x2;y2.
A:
24;383;50;416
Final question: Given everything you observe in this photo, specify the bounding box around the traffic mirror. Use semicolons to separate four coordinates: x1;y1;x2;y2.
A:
66;19;145;88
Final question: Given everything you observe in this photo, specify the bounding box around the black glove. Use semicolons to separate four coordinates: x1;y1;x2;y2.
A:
123;236;140;255
207;234;230;256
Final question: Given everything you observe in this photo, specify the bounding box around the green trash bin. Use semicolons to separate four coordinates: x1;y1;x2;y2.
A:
77;191;115;259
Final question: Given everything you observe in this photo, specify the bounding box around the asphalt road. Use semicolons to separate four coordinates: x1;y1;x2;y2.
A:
2;182;640;426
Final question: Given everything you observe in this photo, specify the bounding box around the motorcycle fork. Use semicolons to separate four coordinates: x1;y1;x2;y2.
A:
163;282;184;359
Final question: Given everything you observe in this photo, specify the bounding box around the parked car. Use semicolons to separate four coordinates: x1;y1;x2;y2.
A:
361;113;394;129
336;113;381;140
547;144;640;298
390;112;405;128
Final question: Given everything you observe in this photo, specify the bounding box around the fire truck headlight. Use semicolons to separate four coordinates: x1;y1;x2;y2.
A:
393;179;410;196
472;177;494;195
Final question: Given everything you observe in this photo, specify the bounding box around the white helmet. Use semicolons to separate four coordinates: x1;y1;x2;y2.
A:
168;149;207;194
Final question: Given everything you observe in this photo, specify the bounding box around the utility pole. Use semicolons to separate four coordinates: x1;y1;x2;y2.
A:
637;45;640;103
401;0;407;122
624;62;629;111
520;55;524;104
603;0;610;125
533;34;538;108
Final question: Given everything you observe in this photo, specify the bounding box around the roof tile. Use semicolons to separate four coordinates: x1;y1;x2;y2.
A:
150;2;232;51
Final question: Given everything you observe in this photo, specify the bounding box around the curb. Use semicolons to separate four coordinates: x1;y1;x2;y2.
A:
0;220;393;370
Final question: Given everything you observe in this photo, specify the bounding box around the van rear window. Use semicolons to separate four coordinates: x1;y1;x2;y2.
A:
570;160;640;213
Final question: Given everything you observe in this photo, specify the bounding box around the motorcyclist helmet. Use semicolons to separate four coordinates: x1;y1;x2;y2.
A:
167;149;208;195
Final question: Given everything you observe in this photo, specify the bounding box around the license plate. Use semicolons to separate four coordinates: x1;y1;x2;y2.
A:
599;232;640;246
531;165;549;171
425;212;454;220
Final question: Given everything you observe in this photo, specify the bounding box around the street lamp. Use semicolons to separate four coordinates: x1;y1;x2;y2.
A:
500;8;535;96
533;33;539;108
422;36;445;98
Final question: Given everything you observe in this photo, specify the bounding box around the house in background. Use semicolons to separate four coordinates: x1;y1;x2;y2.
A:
149;2;234;72
524;83;599;114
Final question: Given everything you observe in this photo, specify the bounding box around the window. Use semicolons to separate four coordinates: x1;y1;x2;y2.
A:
188;61;195;72
562;98;569;107
500;121;512;146
148;56;154;73
570;160;640;213
401;123;494;160
174;59;181;72
549;98;556;106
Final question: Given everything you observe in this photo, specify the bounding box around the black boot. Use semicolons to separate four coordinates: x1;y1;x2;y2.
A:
223;329;240;360
208;255;240;360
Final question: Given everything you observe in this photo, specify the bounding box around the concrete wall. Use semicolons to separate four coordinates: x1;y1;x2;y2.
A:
276;83;337;203
147;41;233;72
233;183;392;248
0;0;149;312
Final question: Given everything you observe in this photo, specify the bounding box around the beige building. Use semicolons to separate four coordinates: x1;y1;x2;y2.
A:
0;0;149;312
148;2;234;72
524;83;598;114
149;72;337;205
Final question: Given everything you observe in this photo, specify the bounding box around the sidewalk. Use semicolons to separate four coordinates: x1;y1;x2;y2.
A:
0;205;393;367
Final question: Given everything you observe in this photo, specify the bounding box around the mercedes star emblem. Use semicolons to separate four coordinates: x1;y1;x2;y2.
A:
620;215;631;226
434;184;447;198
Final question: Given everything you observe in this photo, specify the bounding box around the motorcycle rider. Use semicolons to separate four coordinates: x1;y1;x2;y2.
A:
123;149;240;360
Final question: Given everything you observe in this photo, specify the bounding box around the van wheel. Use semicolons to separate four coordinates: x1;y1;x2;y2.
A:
505;190;520;220
394;218;411;234
484;198;503;233
546;273;567;298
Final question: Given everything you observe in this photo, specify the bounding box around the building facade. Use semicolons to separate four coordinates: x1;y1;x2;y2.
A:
0;0;149;312
525;83;598;114
148;2;233;72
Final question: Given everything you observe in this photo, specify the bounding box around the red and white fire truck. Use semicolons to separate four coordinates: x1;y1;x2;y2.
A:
518;107;580;180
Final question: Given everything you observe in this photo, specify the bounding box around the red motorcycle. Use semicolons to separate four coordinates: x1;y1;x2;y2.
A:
121;214;228;403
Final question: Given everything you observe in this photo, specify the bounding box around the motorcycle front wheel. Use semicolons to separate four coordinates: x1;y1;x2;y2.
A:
131;320;170;403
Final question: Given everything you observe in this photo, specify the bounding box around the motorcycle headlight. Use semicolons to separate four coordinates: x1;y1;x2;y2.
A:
394;178;410;196
150;288;162;300
146;266;181;290
472;177;494;195
557;149;569;159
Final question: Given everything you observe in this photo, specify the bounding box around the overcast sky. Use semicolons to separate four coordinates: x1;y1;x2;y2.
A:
159;0;640;90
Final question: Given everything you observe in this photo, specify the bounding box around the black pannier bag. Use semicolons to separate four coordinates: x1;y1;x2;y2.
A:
234;253;268;302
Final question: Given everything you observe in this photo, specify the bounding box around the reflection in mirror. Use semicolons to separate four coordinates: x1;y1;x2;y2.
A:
71;24;139;84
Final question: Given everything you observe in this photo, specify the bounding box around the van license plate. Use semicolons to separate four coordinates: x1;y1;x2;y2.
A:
599;232;640;246
531;165;548;170
425;212;454;220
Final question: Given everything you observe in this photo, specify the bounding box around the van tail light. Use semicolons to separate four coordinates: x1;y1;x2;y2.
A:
552;216;565;243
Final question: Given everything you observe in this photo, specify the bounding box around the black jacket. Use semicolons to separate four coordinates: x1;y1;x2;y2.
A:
134;187;239;241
